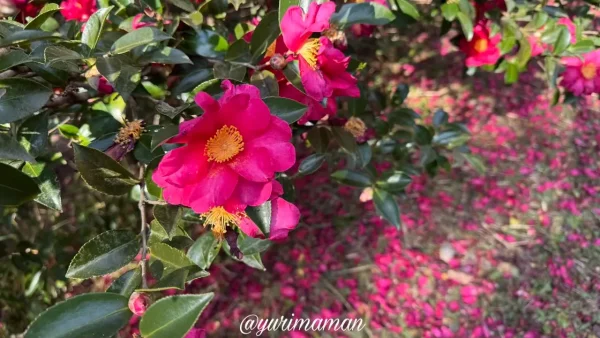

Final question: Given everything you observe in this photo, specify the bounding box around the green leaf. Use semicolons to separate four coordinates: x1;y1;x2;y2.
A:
251;70;279;97
461;153;486;174
225;39;251;63
373;188;401;229
0;30;58;47
553;25;571;55
282;60;304;93
331;169;372;187
106;267;142;297
456;12;473;41
223;241;266;270
516;37;532;68
396;0;420;20
568;39;595;54
82;7;113;55
0;78;52;124
239;236;271;255
155;101;191;119
139;47;192;65
0;162;40;206
392;83;410;106
504;62;519;84
66;230;139;279
245;201;271;237
153;205;184;240
187;232;221;270
432;109;449;128
306;126;331;153
137;268;189;291
96;55;141;100
183;29;227;58
25;293;131;338
332;126;358;154
150;125;178;151
264;97;307;124
150;242;194;273
250;11;280;64
134;134;163;164
73;144;139;195
168;0;196;12
376;171;412;193
139;293;214;338
58;124;79;139
213;61;246;82
0;49;30;72
19;112;48;157
298;153;326;175
230;0;247;10
441;3;459;21
24;3;60;30
44;45;84;72
22;162;62;211
111;27;171;55
330;2;396;28
0;133;35;162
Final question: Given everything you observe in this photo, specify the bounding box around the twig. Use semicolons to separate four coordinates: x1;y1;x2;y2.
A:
138;165;149;288
144;200;167;205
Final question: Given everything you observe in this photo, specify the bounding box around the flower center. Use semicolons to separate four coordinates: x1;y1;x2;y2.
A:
205;125;244;163
115;119;145;146
297;38;321;69
581;62;597;80
473;38;488;53
200;206;242;239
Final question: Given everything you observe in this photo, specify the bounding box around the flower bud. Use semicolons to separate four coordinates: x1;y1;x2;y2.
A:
269;53;287;71
128;292;151;316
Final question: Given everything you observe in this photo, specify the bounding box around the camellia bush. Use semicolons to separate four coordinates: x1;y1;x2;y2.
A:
0;0;599;336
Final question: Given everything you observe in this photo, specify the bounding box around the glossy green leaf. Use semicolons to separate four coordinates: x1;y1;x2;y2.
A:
111;27;171;55
251;70;279;97
73;144;139;195
25;293;131;338
250;11;280;64
96;55;142;100
456;12;473;41
396;0;420;20
66;230;139;279
245;201;271;237
223;241;266;270
376;171;412;193
282;60;304;93
139;47;192;65
213;61;246;82
331;169;372;187
441;3;459;21
264;97;307;124
150;242;194;273
153;205;184;240
0;78;52;124
330;2;396;28
106;267;142;297
225;39;251;63
82;7;113;55
19;112;48;157
184;30;227;58
0;133;35;162
137;268;189;292
504;62;519;84
332;126;358;154
373;188;401;229
139;293;214;338
553;25;571;55
462;153;486;174
187;232;221;269
22;162;62;211
298;153;326;175
239;236;271;255
168;0;196;12
0;49;30;72
0;30;58;47
24;3;60;30
0;162;40;206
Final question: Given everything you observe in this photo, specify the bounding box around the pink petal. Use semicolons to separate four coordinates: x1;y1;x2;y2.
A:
189;164;239;213
269;198;300;240
235;179;273;206
222;95;271;139
228;146;274;182
300;56;330;101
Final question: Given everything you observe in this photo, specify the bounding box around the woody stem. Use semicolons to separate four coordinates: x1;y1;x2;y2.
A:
138;165;149;288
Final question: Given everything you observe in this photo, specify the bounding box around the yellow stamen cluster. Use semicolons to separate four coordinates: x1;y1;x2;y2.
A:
581;62;597;80
473;39;488;53
344;117;367;139
115;119;144;146
298;38;321;69
200;207;244;239
473;38;488;53
205;125;244;163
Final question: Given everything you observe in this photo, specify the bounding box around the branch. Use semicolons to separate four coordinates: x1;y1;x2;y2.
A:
138;165;149;288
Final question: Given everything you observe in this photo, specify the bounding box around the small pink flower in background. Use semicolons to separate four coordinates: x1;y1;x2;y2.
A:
459;24;501;67
153;80;297;239
350;0;388;37
97;76;114;95
132;13;156;30
281;2;359;103
60;0;96;22
560;50;600;96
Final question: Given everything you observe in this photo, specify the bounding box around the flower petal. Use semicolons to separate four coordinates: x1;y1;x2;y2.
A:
228;146;274;182
269;197;300;240
189;164;239;213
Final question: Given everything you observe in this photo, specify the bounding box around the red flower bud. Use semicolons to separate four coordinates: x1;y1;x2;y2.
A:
269;53;287;71
128;292;151;316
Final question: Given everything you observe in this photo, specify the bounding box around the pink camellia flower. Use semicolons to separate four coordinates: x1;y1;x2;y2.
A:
281;2;359;102
559;50;600;96
238;181;300;240
152;80;296;238
97;76;114;95
60;0;96;22
459;24;501;67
